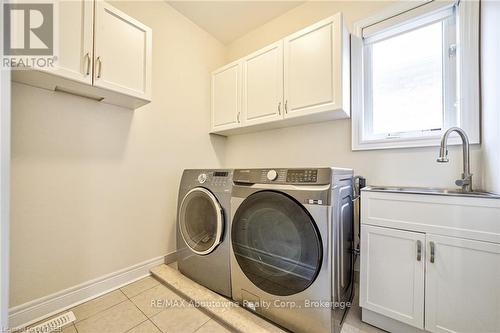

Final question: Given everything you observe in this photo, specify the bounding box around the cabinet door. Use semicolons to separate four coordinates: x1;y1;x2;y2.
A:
47;0;93;84
425;235;500;333
242;41;283;126
94;1;152;100
211;61;241;132
283;14;345;118
360;225;425;329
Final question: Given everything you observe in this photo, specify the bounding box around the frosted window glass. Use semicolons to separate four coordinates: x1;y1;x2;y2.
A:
371;22;444;134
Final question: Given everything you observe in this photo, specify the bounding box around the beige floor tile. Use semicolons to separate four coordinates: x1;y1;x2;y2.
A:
75;300;146;333
72;290;127;322
194;320;233;333
130;284;184;317
61;324;78;333
151;305;210;333
126;320;162;333
121;276;160;298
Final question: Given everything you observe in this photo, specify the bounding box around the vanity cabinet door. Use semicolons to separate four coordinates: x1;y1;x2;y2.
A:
425;234;500;333
360;225;425;329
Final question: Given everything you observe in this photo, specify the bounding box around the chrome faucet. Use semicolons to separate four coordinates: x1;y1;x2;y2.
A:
437;127;473;192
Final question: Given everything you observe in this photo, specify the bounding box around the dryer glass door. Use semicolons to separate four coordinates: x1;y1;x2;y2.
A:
232;191;322;296
179;187;223;255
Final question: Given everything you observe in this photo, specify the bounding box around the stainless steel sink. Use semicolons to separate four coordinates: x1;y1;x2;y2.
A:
362;186;500;199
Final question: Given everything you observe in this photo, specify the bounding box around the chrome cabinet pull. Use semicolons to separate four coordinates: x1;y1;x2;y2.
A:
84;52;91;76
430;241;435;263
96;56;102;78
237;112;240;123
416;240;422;261
284;100;288;114
278;102;281;115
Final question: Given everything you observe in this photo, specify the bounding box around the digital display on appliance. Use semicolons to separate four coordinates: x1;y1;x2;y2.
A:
286;169;318;183
214;171;228;177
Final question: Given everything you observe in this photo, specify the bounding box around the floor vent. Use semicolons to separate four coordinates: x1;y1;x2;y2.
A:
27;311;76;333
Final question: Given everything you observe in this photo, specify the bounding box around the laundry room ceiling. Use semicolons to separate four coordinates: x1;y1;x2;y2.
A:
167;1;305;44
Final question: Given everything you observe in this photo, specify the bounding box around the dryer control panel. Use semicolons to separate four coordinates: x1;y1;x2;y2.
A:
233;168;331;185
196;171;231;187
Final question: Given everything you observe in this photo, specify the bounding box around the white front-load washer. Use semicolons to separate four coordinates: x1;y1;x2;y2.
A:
176;169;233;297
230;168;354;333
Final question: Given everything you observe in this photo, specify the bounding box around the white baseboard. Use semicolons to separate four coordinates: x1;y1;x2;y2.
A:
9;252;176;329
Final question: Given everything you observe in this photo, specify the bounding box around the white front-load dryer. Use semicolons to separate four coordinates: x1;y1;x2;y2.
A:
176;169;233;297
230;168;354;333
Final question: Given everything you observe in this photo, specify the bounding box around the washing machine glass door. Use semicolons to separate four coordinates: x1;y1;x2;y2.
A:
232;190;322;296
179;187;224;255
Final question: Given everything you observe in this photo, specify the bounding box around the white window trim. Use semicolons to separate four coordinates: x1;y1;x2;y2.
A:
351;0;480;151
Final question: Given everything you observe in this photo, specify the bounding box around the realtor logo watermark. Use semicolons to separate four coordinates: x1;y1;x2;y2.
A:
2;0;58;69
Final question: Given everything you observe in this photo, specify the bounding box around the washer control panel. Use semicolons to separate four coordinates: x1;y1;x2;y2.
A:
233;168;330;185
286;169;318;183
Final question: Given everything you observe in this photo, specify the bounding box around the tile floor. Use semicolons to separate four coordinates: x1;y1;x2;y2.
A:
27;266;384;333
27;275;231;333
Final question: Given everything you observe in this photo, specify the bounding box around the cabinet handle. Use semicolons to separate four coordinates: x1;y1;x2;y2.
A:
96;56;102;79
430;241;435;263
84;52;91;76
416;240;422;261
278;102;281;115
285;100;288;114
237;112;240;123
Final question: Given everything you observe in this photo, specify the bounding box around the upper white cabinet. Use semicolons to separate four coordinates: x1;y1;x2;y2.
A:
94;1;152;100
283;15;349;119
51;0;94;85
210;13;349;135
12;0;152;109
242;41;283;126
211;61;241;132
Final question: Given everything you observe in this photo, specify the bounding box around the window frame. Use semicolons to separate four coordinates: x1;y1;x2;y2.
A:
351;0;480;151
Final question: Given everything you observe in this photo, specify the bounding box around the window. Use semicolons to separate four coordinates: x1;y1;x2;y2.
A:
352;1;480;150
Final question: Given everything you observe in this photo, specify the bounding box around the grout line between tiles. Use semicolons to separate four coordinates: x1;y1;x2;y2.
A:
192;319;211;333
125;291;165;333
120;280;161;300
73;290;129;324
74;298;130;326
123;318;150;333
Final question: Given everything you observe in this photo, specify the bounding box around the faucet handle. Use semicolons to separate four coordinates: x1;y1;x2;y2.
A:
455;173;472;187
455;179;470;187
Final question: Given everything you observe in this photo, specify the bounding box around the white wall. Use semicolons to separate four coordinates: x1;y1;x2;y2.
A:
481;1;500;194
223;1;482;189
10;1;226;307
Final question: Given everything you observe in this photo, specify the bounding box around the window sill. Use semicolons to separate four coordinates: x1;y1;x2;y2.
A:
352;134;480;151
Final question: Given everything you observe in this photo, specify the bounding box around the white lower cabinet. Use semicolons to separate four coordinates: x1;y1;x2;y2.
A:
360;225;425;329
425;235;500;333
360;190;500;333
